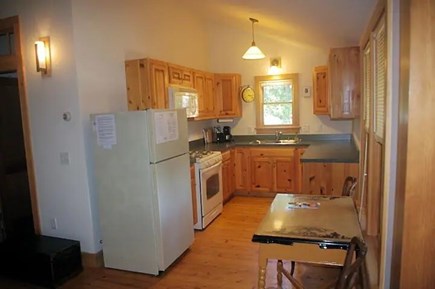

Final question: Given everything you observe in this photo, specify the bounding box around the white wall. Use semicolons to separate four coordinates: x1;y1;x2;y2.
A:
0;0;98;252
205;20;354;137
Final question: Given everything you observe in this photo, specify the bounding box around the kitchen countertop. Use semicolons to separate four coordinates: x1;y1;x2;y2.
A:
189;134;359;164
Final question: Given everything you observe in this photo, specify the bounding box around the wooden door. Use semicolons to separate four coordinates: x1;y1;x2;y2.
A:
274;157;295;193
234;148;250;192
215;73;241;118
0;16;39;235
193;71;215;119
189;166;197;225
149;59;169;109
250;156;274;193
313;66;329;115
221;151;232;202
328;47;360;119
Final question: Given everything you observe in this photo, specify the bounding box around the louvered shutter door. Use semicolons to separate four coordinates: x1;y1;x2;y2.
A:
373;17;386;141
363;43;371;132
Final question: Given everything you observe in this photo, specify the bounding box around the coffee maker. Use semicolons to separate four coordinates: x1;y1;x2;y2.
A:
223;126;232;142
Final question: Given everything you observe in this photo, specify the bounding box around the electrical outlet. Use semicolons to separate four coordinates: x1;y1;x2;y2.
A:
301;124;310;133
50;218;58;230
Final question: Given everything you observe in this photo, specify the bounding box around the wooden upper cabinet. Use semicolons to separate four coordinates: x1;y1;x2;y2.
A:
328;47;360;119
313;66;329;115
125;58;168;110
193;70;216;119
168;63;193;87
215;73;242;118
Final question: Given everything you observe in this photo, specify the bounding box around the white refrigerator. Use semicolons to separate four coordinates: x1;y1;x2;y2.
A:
90;109;194;275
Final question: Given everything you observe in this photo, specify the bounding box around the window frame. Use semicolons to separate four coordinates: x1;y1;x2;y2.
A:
254;73;300;134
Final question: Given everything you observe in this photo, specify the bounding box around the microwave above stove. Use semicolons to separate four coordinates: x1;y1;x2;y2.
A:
168;85;199;118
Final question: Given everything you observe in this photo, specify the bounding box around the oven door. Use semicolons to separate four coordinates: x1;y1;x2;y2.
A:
199;161;223;216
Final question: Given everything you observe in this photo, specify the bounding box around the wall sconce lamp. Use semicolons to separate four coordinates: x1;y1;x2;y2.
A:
268;57;282;75
35;36;51;76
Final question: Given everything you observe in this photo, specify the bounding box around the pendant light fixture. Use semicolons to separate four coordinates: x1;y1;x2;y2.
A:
242;18;265;60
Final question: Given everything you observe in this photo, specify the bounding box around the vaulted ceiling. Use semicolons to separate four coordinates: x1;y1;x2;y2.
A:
186;0;377;47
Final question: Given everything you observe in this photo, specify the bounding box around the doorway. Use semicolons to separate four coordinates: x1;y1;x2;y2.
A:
0;16;40;241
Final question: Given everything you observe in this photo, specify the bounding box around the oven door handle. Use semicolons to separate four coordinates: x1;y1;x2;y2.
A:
201;161;222;174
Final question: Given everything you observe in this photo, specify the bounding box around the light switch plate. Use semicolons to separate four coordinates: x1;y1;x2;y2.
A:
303;86;311;97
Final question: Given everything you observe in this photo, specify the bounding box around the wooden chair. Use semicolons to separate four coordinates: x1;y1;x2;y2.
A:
342;176;357;197
277;237;369;289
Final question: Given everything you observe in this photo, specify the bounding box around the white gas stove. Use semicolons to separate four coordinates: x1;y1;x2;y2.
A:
190;150;222;170
189;150;223;230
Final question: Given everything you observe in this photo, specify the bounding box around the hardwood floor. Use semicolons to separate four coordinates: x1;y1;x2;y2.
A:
0;196;341;289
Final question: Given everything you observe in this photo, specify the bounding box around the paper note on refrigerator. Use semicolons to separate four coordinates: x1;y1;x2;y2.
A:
95;114;117;149
154;111;179;144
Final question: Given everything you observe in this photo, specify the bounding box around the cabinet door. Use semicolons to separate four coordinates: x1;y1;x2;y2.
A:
215;73;241;118
193;71;216;119
149;59;169;109
294;148;306;193
234;148;250;192
125;59;145;110
274;157;295;193
329;47;360;119
222;151;233;203
251;156;274;193
313;66;329;115
302;162;359;196
168;64;193;87
125;58;168;110
190;166;197;225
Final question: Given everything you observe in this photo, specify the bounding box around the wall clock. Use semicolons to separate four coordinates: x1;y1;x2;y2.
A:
241;86;255;103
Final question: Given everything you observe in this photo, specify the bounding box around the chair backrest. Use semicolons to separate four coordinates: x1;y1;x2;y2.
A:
335;237;369;289
342;177;357;197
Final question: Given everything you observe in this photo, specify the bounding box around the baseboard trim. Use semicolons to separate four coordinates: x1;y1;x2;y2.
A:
81;250;104;268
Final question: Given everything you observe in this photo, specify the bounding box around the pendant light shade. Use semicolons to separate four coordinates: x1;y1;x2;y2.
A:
242;18;265;60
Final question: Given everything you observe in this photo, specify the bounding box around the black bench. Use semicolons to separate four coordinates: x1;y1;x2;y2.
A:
0;235;83;288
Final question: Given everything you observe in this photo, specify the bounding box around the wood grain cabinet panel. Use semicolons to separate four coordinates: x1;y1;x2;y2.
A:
215;73;241;118
168;63;193;87
249;148;297;194
250;156;274;193
222;150;234;203
234;147;251;192
302;162;359;197
125;58;168;110
313;66;329;115
190;165;198;225
328;46;360;119
274;157;296;192
193;70;216;119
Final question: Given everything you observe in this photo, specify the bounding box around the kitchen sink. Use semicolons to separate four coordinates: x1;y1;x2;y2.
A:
249;139;301;145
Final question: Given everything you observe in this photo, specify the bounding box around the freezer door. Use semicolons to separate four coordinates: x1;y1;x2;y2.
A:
147;109;189;163
151;153;194;270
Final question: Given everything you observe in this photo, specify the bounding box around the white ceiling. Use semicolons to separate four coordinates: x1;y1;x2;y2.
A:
185;0;377;47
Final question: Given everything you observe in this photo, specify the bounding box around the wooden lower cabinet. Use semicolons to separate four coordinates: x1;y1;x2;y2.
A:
301;162;359;196
250;148;296;195
222;150;234;203
190;166;197;225
234;147;251;192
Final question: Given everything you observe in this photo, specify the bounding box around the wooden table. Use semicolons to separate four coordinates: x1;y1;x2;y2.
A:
252;194;363;289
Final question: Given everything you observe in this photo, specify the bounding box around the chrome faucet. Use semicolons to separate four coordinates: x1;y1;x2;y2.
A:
275;131;282;142
293;130;301;143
